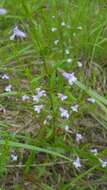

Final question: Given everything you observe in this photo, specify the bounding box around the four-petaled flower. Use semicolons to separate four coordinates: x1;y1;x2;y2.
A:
10;26;26;40
59;107;69;119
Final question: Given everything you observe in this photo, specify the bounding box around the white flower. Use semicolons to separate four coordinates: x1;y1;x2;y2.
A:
63;72;77;85
2;74;9;80
58;93;68;101
64;125;69;132
32;95;40;102
67;58;72;63
65;49;70;55
10;26;26;40
0;8;7;15
59;107;69;119
61;21;66;26
43;115;52;125
77;61;82;67
77;26;82;30
51;27;57;32
34;104;44;114
71;104;78;112
87;98;96;103
54;39;59;45
5;84;12;92
73;157;81;169
11;154;18;161
99;159;107;168
52;15;55;19
90;148;98;156
76;133;83;143
22;95;30;101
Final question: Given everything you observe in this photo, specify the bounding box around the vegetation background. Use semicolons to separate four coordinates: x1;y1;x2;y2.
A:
0;0;107;189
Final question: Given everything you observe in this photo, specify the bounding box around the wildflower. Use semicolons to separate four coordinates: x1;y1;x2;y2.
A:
87;98;96;103
65;49;70;55
5;84;12;92
33;88;46;102
76;133;83;144
77;61;82;67
77;26;82;30
43;115;52;125
59;107;69;119
51;27;57;32
90;148;98;156
58;93;67;101
64;125;69;132
54;39;59;45
99;159;107;168
34;104;44;114
71;104;78;112
61;21;66;26
67;58;72;63
0;8;7;15
36;88;46;97
22;95;30;101
52;15;55;19
1;74;9;80
73;157;81;169
63;72;77;85
11;153;18;161
10;26;26;40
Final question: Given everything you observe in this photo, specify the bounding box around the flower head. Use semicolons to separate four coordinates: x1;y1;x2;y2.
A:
67;58;72;63
58;93;67;101
71;104;78;112
77;61;82;67
5;84;12;92
59;107;69;119
34;104;44;114
1;74;9;80
22;95;30;101
73;157;81;169
10;26;26;40
99;159;107;168
0;8;7;15
87;98;96;103
76;133;83;144
51;27;57;32
63;72;77;85
11;153;18;161
90;148;98;156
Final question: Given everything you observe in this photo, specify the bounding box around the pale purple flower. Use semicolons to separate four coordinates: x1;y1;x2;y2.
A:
73;157;81;169
22;95;30;101
10;26;26;40
59;107;69;119
58;93;67;101
34;104;44;114
36;88;46;97
90;148;98;156
76;133;83;144
87;98;96;103
71;104;78;112
63;72;77;85
99;159;107;168
2;74;9;80
0;8;7;15
33;88;46;102
5;84;12;92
